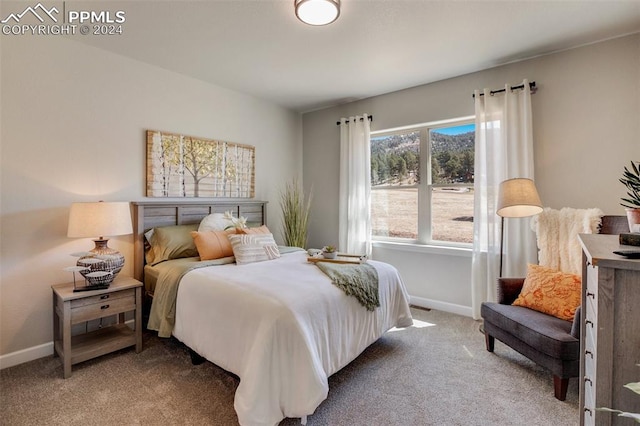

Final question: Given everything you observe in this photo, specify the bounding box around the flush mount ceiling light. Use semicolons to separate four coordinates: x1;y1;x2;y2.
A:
295;0;340;26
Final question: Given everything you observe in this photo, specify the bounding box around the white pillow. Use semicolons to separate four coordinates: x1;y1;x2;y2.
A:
198;213;234;232
228;233;280;264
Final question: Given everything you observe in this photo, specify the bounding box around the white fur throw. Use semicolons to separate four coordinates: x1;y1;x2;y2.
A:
530;207;603;275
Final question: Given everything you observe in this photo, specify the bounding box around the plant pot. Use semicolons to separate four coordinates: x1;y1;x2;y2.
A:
322;251;337;259
626;208;640;233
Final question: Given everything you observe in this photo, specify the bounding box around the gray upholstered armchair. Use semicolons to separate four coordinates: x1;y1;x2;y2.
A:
480;215;628;401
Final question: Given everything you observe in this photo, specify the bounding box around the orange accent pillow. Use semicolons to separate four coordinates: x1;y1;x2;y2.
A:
237;225;271;235
190;230;234;261
512;264;582;321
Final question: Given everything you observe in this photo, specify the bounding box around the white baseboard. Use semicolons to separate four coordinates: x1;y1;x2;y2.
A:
0;303;472;370
410;295;473;318
0;341;53;370
0;319;136;370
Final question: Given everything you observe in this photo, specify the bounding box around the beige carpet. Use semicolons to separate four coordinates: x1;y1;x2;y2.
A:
1;308;578;425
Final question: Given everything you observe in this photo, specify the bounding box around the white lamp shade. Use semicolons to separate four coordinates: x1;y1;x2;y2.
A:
295;0;340;26
497;178;543;218
67;201;133;238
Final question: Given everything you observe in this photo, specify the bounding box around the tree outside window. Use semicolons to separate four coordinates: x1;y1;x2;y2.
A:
371;119;474;245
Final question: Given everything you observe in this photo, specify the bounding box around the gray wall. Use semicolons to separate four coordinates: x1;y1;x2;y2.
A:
1;31;638;364
0;35;302;361
302;34;640;314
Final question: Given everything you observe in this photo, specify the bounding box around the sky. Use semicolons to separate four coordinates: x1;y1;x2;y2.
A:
432;123;475;135
370;122;475;142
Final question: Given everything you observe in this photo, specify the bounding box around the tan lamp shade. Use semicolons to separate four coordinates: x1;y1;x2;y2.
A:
67;201;133;238
497;178;543;218
67;201;132;289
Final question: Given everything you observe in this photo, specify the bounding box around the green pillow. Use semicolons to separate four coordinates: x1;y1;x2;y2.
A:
146;223;199;265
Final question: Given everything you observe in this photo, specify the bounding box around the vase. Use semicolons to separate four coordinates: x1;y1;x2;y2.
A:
626;208;640;233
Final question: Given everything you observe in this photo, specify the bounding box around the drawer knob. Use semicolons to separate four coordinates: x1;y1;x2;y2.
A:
584;377;592;386
585;350;593;359
100;295;109;300
100;304;110;310
586;291;594;299
585;320;593;328
584;408;592;416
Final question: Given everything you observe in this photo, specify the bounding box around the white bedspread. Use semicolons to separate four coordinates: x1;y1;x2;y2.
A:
172;250;413;426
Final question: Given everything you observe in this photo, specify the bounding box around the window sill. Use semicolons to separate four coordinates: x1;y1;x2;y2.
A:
372;240;472;258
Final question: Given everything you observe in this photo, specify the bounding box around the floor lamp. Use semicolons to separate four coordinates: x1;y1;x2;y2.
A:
496;178;543;277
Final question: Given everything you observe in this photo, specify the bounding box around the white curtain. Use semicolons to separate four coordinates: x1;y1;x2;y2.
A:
471;80;538;319
339;114;372;256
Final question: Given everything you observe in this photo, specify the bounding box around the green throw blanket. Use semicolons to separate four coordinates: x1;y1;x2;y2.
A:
315;262;380;311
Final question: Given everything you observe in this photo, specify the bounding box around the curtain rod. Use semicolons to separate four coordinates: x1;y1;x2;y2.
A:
336;115;374;126
472;81;537;98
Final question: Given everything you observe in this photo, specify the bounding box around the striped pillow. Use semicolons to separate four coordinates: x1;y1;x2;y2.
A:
228;233;281;264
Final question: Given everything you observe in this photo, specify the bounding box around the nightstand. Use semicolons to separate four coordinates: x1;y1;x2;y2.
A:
52;276;143;378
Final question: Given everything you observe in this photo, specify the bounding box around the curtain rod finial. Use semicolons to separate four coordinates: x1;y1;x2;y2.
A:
336;115;373;126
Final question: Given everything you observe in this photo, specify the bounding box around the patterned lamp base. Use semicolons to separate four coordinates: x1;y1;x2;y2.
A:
77;239;125;288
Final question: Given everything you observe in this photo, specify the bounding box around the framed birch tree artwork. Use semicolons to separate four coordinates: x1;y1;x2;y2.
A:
146;130;255;198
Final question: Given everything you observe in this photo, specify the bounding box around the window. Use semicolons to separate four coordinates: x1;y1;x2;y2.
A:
371;118;475;245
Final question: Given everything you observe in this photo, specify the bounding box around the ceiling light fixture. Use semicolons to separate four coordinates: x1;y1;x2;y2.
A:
295;0;340;26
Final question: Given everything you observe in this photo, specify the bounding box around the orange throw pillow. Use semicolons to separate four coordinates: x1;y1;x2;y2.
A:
191;230;234;261
512;264;582;321
237;225;271;235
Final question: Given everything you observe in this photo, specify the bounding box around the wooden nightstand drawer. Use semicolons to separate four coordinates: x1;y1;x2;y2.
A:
71;288;134;308
71;293;136;324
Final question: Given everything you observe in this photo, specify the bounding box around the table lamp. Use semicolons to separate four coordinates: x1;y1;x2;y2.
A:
67;201;133;289
497;178;543;277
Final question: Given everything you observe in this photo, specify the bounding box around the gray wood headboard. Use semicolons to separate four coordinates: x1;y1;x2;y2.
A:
131;200;267;282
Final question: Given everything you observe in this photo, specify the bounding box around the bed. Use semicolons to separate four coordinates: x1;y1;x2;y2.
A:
132;200;413;426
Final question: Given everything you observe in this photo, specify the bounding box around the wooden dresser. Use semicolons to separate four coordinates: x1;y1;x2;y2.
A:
579;234;640;425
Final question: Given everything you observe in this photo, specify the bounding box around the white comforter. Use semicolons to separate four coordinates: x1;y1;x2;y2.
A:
172;250;413;426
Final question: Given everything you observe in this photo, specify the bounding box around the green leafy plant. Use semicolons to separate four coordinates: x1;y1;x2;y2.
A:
620;161;640;209
322;245;336;253
598;365;640;423
280;179;312;249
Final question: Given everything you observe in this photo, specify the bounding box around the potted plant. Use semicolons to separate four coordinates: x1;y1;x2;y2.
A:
322;245;337;259
280;179;312;248
598;373;640;423
620;160;640;232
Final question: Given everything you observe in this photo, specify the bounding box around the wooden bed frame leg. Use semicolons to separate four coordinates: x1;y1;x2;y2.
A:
553;375;569;401
189;349;206;365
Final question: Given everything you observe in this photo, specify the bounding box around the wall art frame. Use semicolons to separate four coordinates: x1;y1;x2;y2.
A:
146;130;255;198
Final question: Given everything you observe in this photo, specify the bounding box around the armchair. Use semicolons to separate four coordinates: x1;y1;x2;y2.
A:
480;215;628;401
